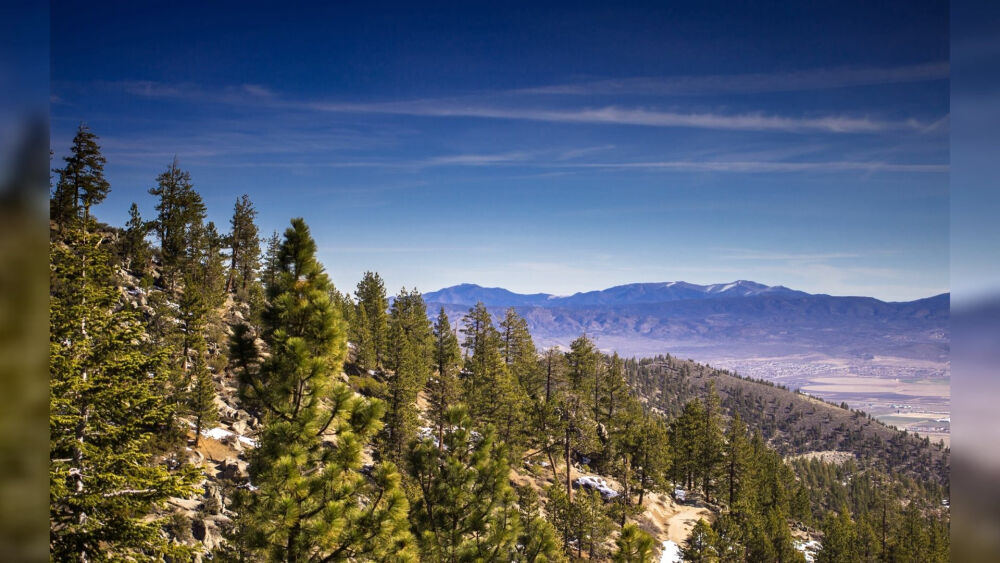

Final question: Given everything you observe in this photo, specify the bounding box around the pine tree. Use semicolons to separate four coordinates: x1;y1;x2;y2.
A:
50;123;110;229
379;287;433;462
574;489;614;560
408;406;521;561
723;413;751;508
513;485;567;563
188;349;218;447
818;505;858;563
225;194;260;295
230;218;415;561
118;202;151;275
699;383;725;503
148;159;206;291
633;413;671;506
614;523;655;563
566;334;599;397
429;307;461;451
260;230;281;291
681;519;719;562
500;307;542;398
461;302;522;448
50;209;198;560
599;352;628;425
671;399;706;491
188;220;227;310
176;285;209;388
353;271;389;371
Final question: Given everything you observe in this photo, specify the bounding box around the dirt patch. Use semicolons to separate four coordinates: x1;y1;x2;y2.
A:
194;436;239;463
788;450;855;465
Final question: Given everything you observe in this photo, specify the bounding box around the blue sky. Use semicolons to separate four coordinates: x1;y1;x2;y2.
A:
50;1;949;301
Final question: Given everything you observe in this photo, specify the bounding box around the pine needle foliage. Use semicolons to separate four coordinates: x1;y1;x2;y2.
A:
231;218;415;562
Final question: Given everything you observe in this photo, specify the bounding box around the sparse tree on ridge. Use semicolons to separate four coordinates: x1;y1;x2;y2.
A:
226;194;260;295
50;123;110;230
148;159;206;291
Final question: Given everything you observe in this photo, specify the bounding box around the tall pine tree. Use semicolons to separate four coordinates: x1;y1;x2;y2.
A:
352;271;389;371
230;219;414;561
50;177;197;560
429;307;461;451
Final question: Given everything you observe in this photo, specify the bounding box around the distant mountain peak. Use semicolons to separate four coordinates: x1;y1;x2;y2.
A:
423;280;812;307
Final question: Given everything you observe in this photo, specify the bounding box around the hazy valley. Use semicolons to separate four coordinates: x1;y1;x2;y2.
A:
425;282;951;442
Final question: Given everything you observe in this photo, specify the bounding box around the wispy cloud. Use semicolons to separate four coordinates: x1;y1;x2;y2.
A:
99;79;933;134
423;152;531;166
718;249;862;261
307;100;919;133
561;160;947;173
516;62;950;96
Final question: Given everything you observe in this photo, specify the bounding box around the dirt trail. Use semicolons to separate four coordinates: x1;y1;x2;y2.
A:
664;502;713;543
637;491;714;544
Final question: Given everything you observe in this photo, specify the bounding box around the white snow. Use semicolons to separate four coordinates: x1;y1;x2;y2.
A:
201;426;258;448
659;540;681;563
574;475;619;500
794;539;822;562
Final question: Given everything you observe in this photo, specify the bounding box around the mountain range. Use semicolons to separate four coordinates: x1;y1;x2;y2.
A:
423;281;950;362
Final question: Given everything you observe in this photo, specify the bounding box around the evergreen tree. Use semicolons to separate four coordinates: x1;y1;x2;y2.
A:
699;383;725;503
461;302;521;446
148;159;206;291
500;307;543;398
379;287;433;462
566;334;599;399
513;485;567;563
408;406;521;561
574;489;614;560
118;202;151;275
614;523;655;563
633;413;671;506
429;308;462;451
225;194;260;295
353;271;389;371
188;349;218;447
817;505;858;563
188;221;227;310
260;230;281;291
50;210;197;560
681;519;719;562
723;413;751;507
599;352;628;425
50;123;110;229
230;219;415;561
671;399;706;491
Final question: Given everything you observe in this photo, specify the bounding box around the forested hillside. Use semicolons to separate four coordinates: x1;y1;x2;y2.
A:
49;125;949;561
626;356;950;488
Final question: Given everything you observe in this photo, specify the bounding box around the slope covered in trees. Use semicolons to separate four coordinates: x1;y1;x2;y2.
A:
48;125;949;562
626;355;950;488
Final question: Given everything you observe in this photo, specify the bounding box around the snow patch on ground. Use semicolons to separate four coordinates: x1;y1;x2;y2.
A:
794;539;822;562
659;540;681;563
201;425;258;448
573;475;619;500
